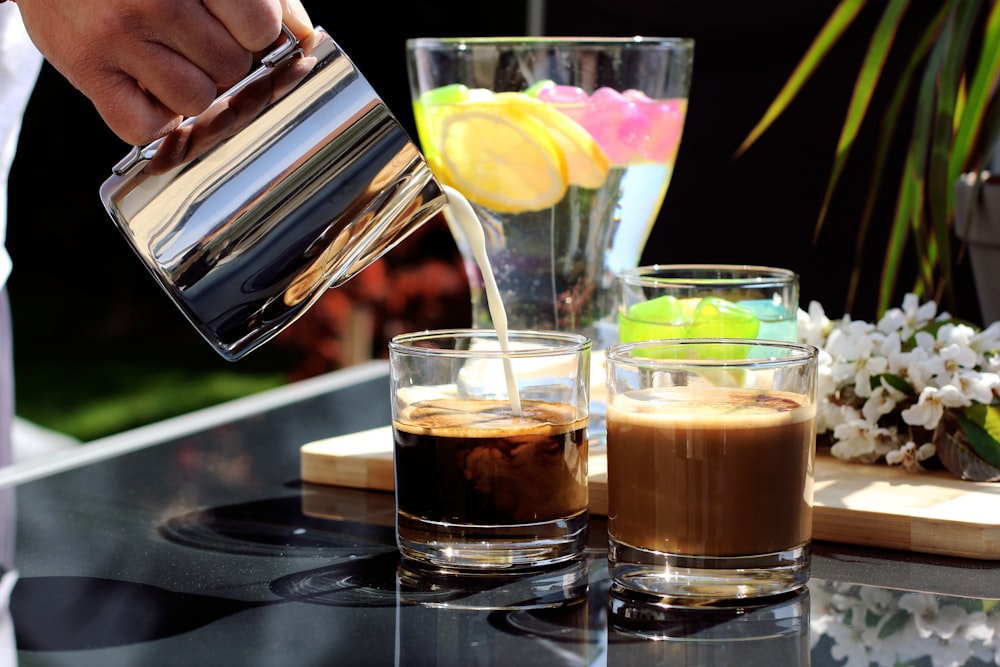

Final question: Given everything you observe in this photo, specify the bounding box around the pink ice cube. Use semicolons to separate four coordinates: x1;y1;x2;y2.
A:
571;87;640;164
623;92;687;163
539;85;684;164
536;84;590;105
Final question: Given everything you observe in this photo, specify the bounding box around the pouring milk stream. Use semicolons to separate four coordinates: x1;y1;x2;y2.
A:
442;186;522;415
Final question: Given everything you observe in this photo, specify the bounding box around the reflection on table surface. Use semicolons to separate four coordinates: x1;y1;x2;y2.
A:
2;362;997;666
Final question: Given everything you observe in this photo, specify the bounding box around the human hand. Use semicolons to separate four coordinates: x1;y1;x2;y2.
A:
16;0;313;145
147;29;322;175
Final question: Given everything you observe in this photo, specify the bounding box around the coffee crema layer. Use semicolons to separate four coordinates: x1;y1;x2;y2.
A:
607;386;816;557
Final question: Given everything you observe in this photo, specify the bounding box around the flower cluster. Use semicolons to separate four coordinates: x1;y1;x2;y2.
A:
798;294;1000;479
811;581;1000;667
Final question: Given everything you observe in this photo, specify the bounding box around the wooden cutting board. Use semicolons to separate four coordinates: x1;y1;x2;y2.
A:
300;426;1000;560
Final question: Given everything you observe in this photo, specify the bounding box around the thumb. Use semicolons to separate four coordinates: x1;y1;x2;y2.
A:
280;0;314;40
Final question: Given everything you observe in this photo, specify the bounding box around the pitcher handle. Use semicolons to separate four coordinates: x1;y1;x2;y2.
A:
112;23;302;175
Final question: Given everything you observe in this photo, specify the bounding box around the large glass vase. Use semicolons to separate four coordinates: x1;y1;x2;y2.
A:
406;37;694;350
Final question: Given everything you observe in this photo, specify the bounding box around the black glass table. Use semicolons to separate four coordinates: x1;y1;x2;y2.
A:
2;361;997;666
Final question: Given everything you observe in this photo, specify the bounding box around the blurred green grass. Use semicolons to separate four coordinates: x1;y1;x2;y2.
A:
10;291;298;442
15;358;288;442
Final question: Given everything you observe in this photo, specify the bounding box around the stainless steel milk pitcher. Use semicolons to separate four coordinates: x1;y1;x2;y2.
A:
100;27;447;360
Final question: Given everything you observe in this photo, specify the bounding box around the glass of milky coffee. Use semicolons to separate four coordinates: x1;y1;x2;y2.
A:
388;329;591;571
604;338;818;603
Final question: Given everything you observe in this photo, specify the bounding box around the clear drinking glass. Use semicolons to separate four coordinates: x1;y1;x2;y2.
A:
406;37;694;351
388;329;591;571
604;339;818;603
617;264;799;344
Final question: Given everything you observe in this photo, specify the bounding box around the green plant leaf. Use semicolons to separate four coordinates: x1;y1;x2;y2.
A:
955;597;991;614
880;8;959;312
815;0;910;241
965;401;1000;441
880;150;922;311
935;410;1000;480
845;8;943;312
926;2;981;311
735;0;866;158
878;372;916;396
950;1;1000;180
735;0;1000;319
878;609;911;639
956;404;1000;467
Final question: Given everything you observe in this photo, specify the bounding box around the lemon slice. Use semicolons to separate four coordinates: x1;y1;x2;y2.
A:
413;84;470;176
434;100;569;213
492;93;610;189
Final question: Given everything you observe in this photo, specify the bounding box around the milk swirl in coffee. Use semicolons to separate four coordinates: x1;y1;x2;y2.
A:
394;399;588;525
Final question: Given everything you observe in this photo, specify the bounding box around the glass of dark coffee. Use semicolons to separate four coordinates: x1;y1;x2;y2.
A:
388;329;591;571
604;338;818;604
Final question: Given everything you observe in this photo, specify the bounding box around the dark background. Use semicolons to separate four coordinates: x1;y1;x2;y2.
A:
6;1;982;431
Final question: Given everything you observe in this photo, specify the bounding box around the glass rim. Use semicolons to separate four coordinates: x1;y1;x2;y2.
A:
619;264;798;288
389;328;591;357
606;338;818;367
406;36;694;50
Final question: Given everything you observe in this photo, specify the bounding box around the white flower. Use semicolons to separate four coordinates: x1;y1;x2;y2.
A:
817;401;856;436
898;593;939;638
984;352;1000;376
900;385;970;429
798;301;832;347
885;440;936;472
831;418;896;462
982;608;1000;664
825;621;876;667
814;292;999;473
939;336;978;369
937;321;974;343
825;326;888;398
877;293;938;338
963;609;994;643
914;329;949;364
889;344;934;393
955;368;999;406
811;582;1000;667
933;338;978;385
876;330;902;360
854;357;889;398
896;592;983;663
970;321;1000;358
861;381;903;422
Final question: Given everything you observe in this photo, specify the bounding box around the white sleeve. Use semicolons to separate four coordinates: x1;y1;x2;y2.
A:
0;5;44;288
